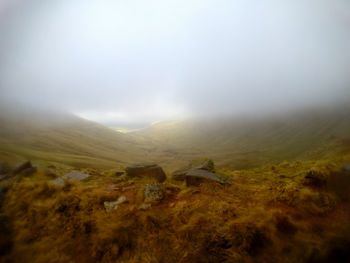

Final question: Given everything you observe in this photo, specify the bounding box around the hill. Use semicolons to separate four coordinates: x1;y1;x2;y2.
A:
0;107;150;168
0;104;349;171
132;105;350;169
1;105;350;263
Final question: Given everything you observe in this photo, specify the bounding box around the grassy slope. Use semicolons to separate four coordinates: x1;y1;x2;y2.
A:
133;105;350;169
0;109;151;168
1;155;350;263
0;105;349;171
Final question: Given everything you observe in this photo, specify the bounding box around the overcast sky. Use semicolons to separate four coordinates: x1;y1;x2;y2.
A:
0;0;350;126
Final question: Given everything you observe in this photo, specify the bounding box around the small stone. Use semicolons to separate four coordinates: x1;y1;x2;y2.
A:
104;196;128;212
138;203;152;210
104;201;118;212
116;195;127;205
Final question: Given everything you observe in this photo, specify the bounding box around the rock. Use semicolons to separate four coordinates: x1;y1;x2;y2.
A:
185;169;225;186
51;171;91;186
138;203;152;210
303;170;327;188
104;196;128;212
144;184;164;203
20;167;37;176
12;161;33;175
171;168;188;181
51;177;65;186
194;159;215;172
64;171;91;181
126;164;166;182
171;159;215;181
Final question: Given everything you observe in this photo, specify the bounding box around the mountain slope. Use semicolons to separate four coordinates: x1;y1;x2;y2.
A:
0;108;149;168
132;105;350;168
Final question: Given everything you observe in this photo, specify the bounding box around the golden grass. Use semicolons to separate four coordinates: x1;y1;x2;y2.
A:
1;155;350;263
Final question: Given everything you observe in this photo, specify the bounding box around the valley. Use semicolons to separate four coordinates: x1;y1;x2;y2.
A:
0;105;350;263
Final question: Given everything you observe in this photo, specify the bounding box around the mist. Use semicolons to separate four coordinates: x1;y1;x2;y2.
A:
0;0;350;127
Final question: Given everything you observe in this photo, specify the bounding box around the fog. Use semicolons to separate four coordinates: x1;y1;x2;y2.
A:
0;0;350;127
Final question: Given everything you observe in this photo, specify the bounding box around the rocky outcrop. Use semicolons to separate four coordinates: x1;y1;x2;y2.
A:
126;164;166;182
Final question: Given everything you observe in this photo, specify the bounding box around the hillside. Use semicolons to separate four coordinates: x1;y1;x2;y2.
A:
1;105;350;263
1;105;350;171
0;107;151;168
132;105;350;169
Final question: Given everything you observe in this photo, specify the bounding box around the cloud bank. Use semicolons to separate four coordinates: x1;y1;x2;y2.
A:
0;0;350;125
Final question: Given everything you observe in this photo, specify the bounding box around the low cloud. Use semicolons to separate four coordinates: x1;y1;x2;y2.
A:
0;0;350;125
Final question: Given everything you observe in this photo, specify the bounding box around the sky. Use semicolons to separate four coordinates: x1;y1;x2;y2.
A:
0;0;350;127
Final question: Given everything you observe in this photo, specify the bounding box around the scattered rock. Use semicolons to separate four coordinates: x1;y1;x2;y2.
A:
104;196;128;212
20;167;37;176
51;177;65;186
126;164;166;182
304;170;327;188
144;184;164;203
64;171;91;181
51;171;92;186
171;159;215;181
171;168;188;181
138;203;152;210
185;169;226;186
12;161;33;175
194;159;215;172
